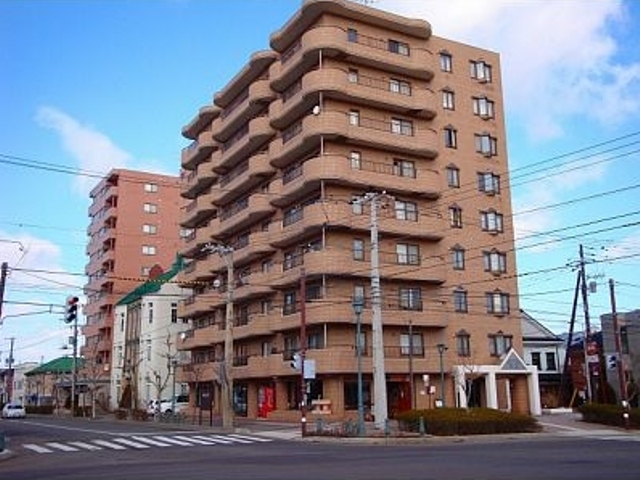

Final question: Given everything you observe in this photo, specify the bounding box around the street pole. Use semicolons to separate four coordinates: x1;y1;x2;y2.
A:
409;320;415;410
299;267;307;437
352;296;365;436
203;243;235;430
579;244;594;402
71;314;78;415
437;343;448;407
171;358;177;413
609;279;628;427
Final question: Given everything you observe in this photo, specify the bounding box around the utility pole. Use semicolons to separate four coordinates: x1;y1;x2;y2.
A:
579;244;594;402
0;262;8;320
353;191;390;429
299;267;307;436
608;279;627;404
203;243;235;430
6;336;15;402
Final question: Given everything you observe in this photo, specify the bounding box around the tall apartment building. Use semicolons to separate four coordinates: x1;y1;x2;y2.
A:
83;169;182;406
178;0;539;422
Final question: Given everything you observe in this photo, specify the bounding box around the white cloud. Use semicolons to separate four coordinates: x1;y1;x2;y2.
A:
378;0;640;140
35;106;133;195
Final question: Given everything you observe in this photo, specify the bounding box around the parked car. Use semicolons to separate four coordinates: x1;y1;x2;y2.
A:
146;395;189;415
2;402;26;419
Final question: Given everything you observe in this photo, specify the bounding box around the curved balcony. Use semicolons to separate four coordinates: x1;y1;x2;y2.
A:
216;194;275;238
182;105;220;140
232;270;275;303
232;231;276;265
269;68;435;130
214;50;277;108
180;291;220;319
179;258;217;288
269;25;434;93
269;110;437;170
217;116;275;173
211;152;274;206
181;190;216;229
181;161;216;200
233;351;303;379
271;154;440;208
181;130;218;170
176;362;217;384
179;326;217;350
214;78;276;143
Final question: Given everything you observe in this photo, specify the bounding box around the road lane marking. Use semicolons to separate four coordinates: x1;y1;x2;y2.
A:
111;438;151;449
173;435;217;445
191;435;231;445
68;441;103;451
22;444;53;453
152;435;193;446
130;436;172;447
91;439;128;450
229;434;272;443
45;442;79;452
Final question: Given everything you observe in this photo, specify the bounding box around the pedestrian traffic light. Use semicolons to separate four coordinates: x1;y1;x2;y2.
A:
291;352;301;370
606;354;618;370
64;296;79;324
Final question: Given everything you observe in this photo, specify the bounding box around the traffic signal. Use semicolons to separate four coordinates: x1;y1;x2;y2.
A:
291;352;301;370
64;296;79;324
606;354;618;370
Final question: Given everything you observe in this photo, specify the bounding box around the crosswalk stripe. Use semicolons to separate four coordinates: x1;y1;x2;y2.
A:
220;435;253;444
91;439;128;450
131;436;172;447
228;434;272;443
173;435;217;445
152;435;193;446
23;444;53;453
111;438;150;449
191;435;230;445
45;442;79;452
68;441;103;451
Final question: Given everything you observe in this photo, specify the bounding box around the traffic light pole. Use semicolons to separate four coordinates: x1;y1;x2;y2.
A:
299;267;307;437
71;312;78;415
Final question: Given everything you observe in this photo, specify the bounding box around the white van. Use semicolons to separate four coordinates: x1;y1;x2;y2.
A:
147;394;189;414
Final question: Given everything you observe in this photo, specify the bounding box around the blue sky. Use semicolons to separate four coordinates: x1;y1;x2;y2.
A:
1;0;639;364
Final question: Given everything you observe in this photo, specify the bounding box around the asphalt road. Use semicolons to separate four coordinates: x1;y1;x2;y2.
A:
1;414;639;480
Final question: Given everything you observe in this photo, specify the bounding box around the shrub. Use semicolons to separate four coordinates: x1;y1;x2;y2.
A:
396;408;541;436
114;408;128;420
578;403;640;429
25;405;55;415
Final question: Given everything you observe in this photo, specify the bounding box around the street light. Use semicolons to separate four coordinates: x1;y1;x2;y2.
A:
437;343;448;407
171;357;178;413
352;295;365;437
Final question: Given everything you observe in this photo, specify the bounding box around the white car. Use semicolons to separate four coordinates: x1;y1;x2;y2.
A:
147;395;189;415
2;402;26;419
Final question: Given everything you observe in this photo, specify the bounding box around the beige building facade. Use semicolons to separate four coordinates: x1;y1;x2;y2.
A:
83;169;182;407
178;0;537;423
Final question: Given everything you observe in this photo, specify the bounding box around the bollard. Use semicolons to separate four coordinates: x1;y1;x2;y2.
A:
419;416;426;436
0;431;5;452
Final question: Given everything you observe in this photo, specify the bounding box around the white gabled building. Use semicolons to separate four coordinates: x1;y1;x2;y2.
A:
110;257;191;411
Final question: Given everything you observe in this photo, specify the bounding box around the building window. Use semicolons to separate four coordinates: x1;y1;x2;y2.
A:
486;291;510;315
350;151;362;170
353;239;365;261
262;259;273;273
171;302;178;324
531;352;541;370
143;203;158;214
481;210;504;233
451;247;465;270
478;172;500;194
148;302;154;324
308;331;325;350
142;245;157;255
470;60;492;83
399;287;422;311
348;68;359;83
349;109;360;126
400;333;424;356
444;127;457;148
393;159;416;178
390;78;411;95
396;243;420;265
456;330;471;357
261;299;272;314
283;291;297;315
546;352;557;371
483;250;507;273
475;133;498;157
449;205;462;228
144;182;158;193
388;39;410;56
489;332;512;356
395;200;418;221
453;289;468;313
446;166;460;188
473;96;495;118
347;28;358;43
442;90;455;110
283;205;303;226
440;52;452;72
351;195;364;215
391;118;413;136
354;284;366;307
142;224;157;235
